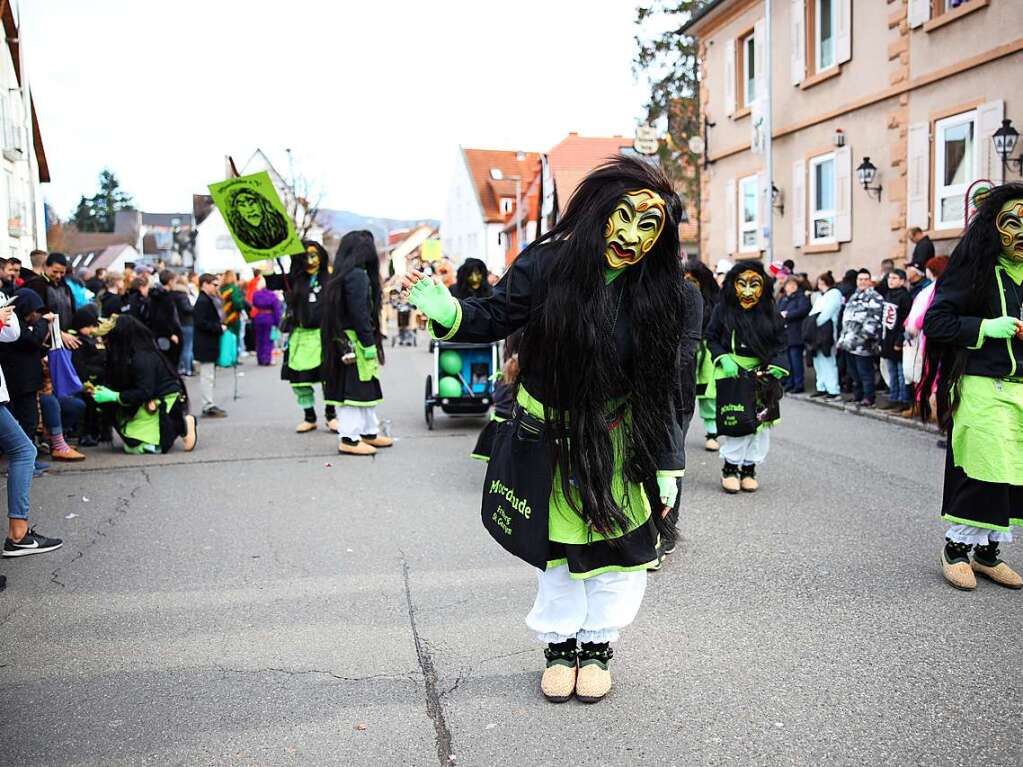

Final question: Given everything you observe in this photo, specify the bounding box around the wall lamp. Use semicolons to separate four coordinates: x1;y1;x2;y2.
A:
993;119;1023;176
856;157;883;201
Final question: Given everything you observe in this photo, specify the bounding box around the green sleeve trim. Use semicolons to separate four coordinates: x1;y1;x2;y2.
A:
428;299;463;341
970;321;988;351
656;470;685;478
768;364;789;377
566;561;658;580
941;513;1016;533
470;453;490;462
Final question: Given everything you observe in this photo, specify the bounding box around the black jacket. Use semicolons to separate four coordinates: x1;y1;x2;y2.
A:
924;264;1023;379
24;274;75;329
336;268;378;347
172;289;194;327
148;286;182;343
118;349;182;408
911;236;935;269
706;302;788;372
192;292;223;363
777;291;811;347
72;335;107;385
124;290;150;324
676;281;704;428
100;291;128;318
880;286;913;360
0;318;48;396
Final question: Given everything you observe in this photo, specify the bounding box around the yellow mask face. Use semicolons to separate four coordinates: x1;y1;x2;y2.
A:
996;199;1023;262
468;271;483;290
735;269;765;310
604;189;667;268
305;245;320;274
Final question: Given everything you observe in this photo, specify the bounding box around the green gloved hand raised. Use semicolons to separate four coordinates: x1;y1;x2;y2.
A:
362;345;377;361
409;278;458;328
91;385;119;404
717;355;739;378
981;316;1022;340
656;474;679;510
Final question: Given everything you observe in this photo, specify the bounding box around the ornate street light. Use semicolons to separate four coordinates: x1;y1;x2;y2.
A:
856;157;882;201
993;119;1023;176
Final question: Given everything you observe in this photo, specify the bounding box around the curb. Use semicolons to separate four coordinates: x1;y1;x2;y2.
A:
788;392;942;436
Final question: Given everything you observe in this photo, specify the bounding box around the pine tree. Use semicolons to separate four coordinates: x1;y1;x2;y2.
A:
70;169;135;232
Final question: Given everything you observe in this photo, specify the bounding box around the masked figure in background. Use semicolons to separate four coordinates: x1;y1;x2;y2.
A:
922;184;1023;591
403;157;687;705
266;240;336;433
451;258;493;300
91;315;196;454
321;230;392;456
706;261;787;494
684;258;723;451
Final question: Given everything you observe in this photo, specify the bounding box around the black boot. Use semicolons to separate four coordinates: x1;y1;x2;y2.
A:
721;461;740;493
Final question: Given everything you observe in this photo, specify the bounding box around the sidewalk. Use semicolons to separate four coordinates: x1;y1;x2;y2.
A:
788;390;942;435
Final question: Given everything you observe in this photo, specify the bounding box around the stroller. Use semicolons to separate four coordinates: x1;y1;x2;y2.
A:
393;302;417;347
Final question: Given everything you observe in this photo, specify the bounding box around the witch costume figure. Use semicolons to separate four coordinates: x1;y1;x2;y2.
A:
321;230;392;456
450;257;493;300
922;183;1023;591
706;261;787;494
683;258;722;451
403;156;686;704
266;240;336;433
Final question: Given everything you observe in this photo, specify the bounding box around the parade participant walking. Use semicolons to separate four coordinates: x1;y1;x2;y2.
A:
707;261;787;494
90;315;196;454
193;273;227;418
921;183;1023;591
837;269;884;406
806;272;843;399
403;156;686;704
683;258;722;451
321;230;391;456
265;241;336;432
450;257;493;300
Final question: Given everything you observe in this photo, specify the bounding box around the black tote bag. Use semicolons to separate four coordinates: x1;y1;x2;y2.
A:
480;409;552;570
715;373;759;437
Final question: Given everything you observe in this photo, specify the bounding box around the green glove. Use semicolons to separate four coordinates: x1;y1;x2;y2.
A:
718;355;739;378
409;278;458;327
770;367;787;379
981;316;1021;340
362;345;377;361
656;475;679;509
92;385;119;404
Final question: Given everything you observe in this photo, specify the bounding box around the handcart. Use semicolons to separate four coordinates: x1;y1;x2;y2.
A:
424;341;500;430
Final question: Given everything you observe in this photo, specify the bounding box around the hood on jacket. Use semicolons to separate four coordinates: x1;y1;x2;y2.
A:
13;287;43;320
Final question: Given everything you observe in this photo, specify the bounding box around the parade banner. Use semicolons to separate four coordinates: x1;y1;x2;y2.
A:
420;239;442;263
208;171;303;263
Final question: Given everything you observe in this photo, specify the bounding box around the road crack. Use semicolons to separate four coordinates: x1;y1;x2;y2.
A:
401;555;454;766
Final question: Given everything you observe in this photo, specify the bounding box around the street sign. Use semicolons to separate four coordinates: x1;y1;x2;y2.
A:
634;124;660;156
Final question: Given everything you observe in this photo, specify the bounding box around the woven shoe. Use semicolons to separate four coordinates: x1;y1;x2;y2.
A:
540;644;577;703
721;461;740;494
362;434;394;448
326;418;339;433
339;439;376;456
941;543;976;591
739;464;759;493
704;434;719;451
295;421;317;434
972;545;1023;589
182;415;197;452
575;643;613;704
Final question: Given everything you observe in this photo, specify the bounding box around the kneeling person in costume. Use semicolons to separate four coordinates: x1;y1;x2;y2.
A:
707;262;787;493
403;157;686;704
91;315;197;454
923;184;1023;591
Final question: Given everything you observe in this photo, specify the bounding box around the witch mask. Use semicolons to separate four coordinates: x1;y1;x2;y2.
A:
604;189;667;269
735;269;764;310
996;199;1023;262
305;246;321;274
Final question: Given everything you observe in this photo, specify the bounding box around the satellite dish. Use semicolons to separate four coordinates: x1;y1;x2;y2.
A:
688;136;706;156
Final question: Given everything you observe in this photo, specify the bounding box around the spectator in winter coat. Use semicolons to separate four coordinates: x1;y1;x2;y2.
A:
193;273;226;418
70;305;107;447
98;272;127;317
908;227;935;269
879;269;913;410
837;269;884;406
777;276;811;393
906;262;932;300
807;272;843;398
123;277;150;324
172;275;195;376
22;252;79;351
147;270;183;367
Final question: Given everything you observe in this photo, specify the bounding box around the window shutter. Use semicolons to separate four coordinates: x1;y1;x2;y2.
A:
724;38;736;117
790;0;806;86
757;171;770;251
754;19;767;102
792;159;806;248
725;178;737;254
907;122;930;229
835;0;852;65
834;146;852;242
908;0;931;28
977;100;1005;186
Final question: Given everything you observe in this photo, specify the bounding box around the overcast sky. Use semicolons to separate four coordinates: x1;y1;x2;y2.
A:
22;1;660;222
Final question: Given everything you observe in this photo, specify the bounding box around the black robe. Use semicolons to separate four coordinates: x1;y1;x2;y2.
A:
323;268;383;407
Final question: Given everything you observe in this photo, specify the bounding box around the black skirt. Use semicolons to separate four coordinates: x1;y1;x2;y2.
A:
324;363;383;407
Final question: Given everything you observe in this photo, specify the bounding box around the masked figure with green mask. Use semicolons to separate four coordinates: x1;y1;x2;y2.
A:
451;257;492;300
402;157;688;704
923;183;1023;592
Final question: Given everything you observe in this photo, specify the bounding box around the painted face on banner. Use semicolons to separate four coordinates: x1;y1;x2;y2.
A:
735;269;765;310
235;191;264;227
305;245;321;274
603;189;667;269
996;199;1023;262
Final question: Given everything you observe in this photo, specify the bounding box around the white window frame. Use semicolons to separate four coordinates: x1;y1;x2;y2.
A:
738;174;759;253
815;0;836;72
934;109;979;231
809;152;837;244
741;31;756;108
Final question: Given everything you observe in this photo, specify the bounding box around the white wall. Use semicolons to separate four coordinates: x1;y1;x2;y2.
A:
441;149;487;267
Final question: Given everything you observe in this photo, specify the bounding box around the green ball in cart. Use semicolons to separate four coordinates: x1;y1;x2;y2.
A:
438;376;462;398
439;350;463;376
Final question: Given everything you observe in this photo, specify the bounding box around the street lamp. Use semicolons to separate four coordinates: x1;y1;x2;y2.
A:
993;118;1023;176
856;157;883;201
490;167;523;255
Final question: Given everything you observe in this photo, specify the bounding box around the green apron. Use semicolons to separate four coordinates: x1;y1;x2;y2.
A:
952;375;1023;485
286;326;322;374
119;393;179;446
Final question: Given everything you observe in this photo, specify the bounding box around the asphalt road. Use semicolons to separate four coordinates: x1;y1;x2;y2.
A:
2;339;1022;766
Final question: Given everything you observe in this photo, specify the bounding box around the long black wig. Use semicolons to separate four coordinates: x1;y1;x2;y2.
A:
321;230;383;382
103;314;185;398
717;260;783;361
517;155;686;537
452;257;493;300
920;181;1023;428
683;256;721;330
